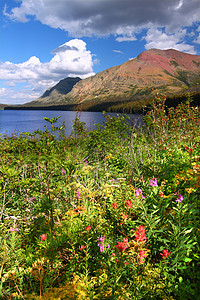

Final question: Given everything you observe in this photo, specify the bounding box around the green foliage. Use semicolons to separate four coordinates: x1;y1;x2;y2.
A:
0;95;199;299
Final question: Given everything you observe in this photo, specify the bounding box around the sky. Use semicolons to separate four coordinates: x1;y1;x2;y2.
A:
0;0;200;105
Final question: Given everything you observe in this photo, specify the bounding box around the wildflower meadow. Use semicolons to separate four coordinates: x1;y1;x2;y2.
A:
0;94;199;299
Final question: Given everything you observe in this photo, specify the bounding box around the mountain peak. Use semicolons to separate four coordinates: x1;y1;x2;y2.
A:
25;49;200;111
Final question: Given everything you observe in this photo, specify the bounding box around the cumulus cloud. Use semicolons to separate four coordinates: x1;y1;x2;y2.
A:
0;39;95;104
144;28;196;53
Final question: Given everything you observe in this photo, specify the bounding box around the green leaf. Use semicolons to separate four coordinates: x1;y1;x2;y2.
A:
184;257;192;263
179;277;183;283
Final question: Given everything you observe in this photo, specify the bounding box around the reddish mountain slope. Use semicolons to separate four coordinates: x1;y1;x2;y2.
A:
28;49;200;109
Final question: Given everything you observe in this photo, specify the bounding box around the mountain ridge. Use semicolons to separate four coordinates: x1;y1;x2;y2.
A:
7;48;200;111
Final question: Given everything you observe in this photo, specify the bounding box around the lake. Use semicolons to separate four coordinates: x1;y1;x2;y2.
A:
0;110;143;137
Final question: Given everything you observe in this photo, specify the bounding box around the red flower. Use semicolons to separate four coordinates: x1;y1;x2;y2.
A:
79;245;87;250
126;200;132;209
135;225;147;243
85;226;91;231
112;202;117;209
40;234;47;241
121;213;128;220
138;250;147;264
160;249;171;259
115;239;128;253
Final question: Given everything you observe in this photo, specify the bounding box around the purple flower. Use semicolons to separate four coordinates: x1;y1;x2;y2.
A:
98;236;105;243
61;168;66;176
136;189;145;199
77;189;82;199
97;236;109;253
11;227;19;232
149;178;158;187
30;197;36;202
99;244;104;252
176;194;184;203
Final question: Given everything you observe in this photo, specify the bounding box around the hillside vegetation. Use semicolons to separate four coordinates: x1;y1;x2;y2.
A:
0;94;199;299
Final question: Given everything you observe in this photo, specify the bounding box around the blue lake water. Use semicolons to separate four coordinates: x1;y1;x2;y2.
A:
0;110;143;137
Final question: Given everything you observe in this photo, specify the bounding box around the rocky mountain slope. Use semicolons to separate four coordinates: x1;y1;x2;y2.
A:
25;48;200;110
26;77;81;106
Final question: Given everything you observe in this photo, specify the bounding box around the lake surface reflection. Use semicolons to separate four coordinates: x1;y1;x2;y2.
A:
0;110;143;136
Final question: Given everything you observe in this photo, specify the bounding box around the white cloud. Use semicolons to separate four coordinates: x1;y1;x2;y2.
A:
4;0;200;38
194;33;200;44
0;39;95;104
113;50;123;54
116;35;137;42
0;86;41;105
144;28;196;54
3;0;199;54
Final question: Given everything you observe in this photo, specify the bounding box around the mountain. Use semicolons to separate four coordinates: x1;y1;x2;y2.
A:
20;49;200;111
25;77;81;106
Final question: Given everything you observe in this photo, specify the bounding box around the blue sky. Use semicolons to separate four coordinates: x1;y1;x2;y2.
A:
0;0;200;105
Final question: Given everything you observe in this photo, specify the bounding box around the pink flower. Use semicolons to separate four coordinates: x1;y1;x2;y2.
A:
79;245;86;250
176;194;184;203
126;200;132;209
135;225;147;243
149;178;158;187
40;234;47;241
85;226;91;231
160;249;171;259
112;202;117;209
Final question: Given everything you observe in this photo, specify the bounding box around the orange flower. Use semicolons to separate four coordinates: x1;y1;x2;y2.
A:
160;249;171;259
112;202;117;209
135;225;147;243
79;245;86;250
115;239;128;253
138;250;147;264
85;226;91;231
121;213;128;219
126;200;132;209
